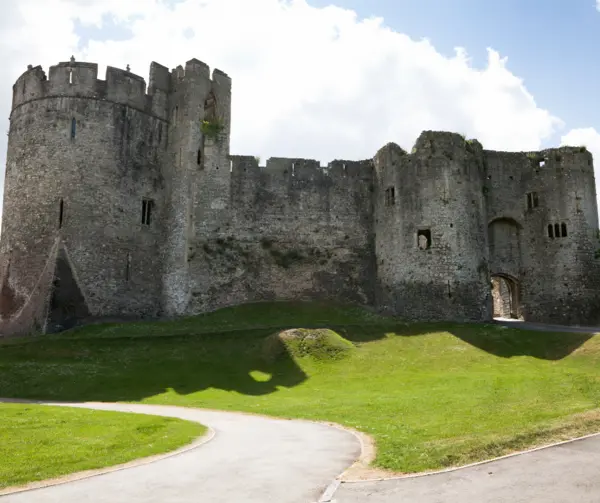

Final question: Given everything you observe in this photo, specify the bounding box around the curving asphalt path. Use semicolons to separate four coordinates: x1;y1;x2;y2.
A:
0;401;361;503
335;434;600;502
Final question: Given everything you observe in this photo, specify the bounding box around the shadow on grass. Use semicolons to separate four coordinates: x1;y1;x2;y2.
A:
391;321;596;360
0;302;596;403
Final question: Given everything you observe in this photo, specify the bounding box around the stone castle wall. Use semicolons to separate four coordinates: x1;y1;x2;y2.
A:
1;56;600;335
187;156;376;314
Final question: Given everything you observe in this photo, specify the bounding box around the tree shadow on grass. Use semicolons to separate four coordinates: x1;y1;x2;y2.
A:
0;312;596;404
0;325;392;403
389;321;596;360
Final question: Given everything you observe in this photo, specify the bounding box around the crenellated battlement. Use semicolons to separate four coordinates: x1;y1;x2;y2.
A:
10;58;231;121
230;155;373;186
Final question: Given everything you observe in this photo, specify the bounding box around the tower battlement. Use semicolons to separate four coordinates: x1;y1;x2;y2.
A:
1;55;600;337
11;58;231;121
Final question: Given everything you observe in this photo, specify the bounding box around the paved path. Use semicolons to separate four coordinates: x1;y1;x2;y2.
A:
335;434;600;502
0;401;360;503
494;318;600;334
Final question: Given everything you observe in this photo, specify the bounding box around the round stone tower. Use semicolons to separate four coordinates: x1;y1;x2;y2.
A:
374;131;492;321
0;58;171;334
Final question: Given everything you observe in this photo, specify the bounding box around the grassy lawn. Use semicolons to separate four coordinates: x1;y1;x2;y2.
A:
0;403;205;489
1;301;599;474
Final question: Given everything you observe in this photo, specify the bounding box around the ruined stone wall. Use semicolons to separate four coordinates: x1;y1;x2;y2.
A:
374;132;492;321
187;156;376;313
485;147;600;324
0;61;168;330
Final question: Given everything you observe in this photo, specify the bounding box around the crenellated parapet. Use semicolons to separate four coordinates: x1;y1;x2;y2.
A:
229;155;373;183
10;58;232;123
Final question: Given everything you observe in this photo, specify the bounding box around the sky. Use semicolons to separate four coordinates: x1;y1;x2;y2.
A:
1;0;600;224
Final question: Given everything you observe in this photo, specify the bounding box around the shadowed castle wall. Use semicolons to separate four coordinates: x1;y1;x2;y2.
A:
0;61;167;331
187;156;376;313
373;132;492;321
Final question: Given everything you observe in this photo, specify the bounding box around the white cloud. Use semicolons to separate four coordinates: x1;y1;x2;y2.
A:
0;0;581;229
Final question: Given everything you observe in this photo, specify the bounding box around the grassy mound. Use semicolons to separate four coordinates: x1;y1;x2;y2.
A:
262;328;355;362
0;403;205;490
1;301;599;474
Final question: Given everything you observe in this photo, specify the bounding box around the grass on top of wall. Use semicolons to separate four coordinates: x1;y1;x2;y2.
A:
0;403;205;490
1;301;600;474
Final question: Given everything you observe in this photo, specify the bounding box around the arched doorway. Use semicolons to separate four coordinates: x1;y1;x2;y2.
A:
490;274;521;320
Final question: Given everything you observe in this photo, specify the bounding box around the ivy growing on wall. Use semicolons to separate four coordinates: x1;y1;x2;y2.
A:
201;119;224;139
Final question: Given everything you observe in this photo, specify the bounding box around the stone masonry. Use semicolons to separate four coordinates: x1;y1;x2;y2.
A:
1;56;599;335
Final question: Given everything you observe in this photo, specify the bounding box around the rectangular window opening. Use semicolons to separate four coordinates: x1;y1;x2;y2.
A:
548;224;554;239
385;186;395;206
561;222;567;237
69;69;73;85
141;199;154;226
554;223;560;238
526;192;539;209
197;149;203;167
70;118;76;139
417;229;431;250
125;253;131;281
58;198;64;229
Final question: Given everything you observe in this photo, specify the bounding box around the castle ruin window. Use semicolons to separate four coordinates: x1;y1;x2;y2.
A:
526;192;539;209
58;198;64;229
417;229;431;250
70;118;76;139
385;187;395;206
548;222;568;239
197;149;203;167
125;253;132;281
204;92;217;122
69;69;73;85
141;199;154;226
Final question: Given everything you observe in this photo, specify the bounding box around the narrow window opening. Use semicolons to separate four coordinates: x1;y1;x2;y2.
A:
158;124;162;144
417;229;431;250
554;223;560;238
69;69;73;85
526;192;539;209
141;199;154;225
548;224;554;239
70;118;76;139
561;222;567;237
197;148;202;167
447;280;452;298
125;253;131;282
291;162;296;176
385;187;395;206
58;199;64;229
229;160;233;172
173;106;178;121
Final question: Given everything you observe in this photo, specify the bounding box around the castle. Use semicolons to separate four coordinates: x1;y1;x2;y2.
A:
1;56;600;336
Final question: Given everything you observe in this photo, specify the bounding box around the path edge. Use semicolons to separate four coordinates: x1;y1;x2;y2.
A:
0;401;216;497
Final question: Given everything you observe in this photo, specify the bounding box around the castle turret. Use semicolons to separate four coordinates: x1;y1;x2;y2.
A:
484;146;600;324
0;59;170;334
374;132;492;321
160;59;232;316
